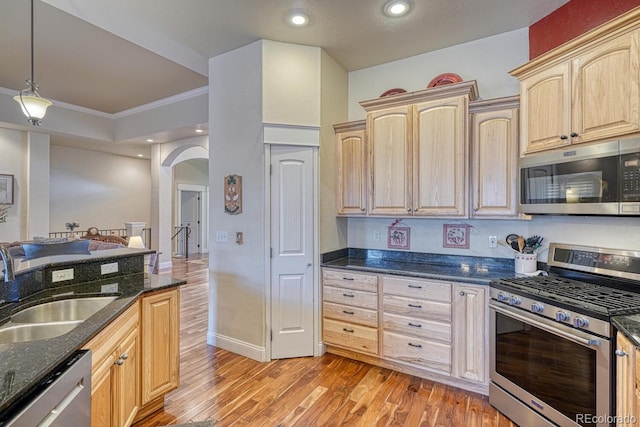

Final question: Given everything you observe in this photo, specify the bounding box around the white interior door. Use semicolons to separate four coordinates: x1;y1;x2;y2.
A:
180;190;200;255
270;145;315;359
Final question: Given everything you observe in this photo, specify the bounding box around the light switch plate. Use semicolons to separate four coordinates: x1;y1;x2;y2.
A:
101;262;119;275
216;231;228;243
52;268;74;283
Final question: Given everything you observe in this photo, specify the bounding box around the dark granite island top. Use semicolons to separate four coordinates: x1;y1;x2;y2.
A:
0;250;185;417
322;248;517;285
613;315;640;347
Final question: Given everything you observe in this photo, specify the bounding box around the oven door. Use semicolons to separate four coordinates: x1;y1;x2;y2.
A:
490;302;611;427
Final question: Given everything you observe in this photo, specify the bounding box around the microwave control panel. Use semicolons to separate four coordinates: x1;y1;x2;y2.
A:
621;152;640;201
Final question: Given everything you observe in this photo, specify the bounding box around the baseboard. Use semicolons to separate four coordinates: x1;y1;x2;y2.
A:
158;260;173;271
207;331;268;362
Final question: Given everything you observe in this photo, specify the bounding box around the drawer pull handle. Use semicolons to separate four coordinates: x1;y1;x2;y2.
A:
343;293;355;298
408;322;422;328
342;310;355;315
342;277;354;281
408;304;422;308
408;342;422;348
343;328;354;333
408;285;422;289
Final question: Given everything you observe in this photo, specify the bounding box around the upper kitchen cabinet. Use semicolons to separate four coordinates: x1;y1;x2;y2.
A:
360;81;478;217
469;96;520;218
512;9;640;155
334;120;367;216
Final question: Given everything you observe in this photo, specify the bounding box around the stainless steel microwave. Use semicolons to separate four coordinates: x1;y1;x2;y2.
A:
518;138;640;215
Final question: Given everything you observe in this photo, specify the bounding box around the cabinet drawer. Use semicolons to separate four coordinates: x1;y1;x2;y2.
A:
383;295;451;323
324;285;377;310
323;318;378;355
383;276;451;302
324;301;377;327
383;331;451;373
323;269;378;293
383;312;451;343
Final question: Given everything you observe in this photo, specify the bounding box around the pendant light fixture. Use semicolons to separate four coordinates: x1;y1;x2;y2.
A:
14;0;52;126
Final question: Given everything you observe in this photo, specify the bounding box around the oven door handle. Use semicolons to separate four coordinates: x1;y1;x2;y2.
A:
490;302;601;348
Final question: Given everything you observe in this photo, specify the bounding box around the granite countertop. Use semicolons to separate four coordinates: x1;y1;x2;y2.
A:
0;272;185;415
321;248;517;285
613;315;640;347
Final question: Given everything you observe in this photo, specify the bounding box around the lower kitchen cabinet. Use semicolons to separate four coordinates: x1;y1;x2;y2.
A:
83;287;180;427
322;267;489;394
616;332;638;426
84;302;140;427
138;288;180;417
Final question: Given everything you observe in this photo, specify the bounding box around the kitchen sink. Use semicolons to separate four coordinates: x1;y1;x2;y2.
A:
0;321;82;343
10;296;118;323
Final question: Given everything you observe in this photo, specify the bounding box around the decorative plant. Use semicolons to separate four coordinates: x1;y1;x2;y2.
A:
65;221;80;232
0;206;8;224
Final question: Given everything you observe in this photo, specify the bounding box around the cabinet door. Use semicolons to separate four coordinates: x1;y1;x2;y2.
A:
572;30;640;144
141;289;180;405
90;354;116;427
336;126;367;215
453;285;486;383
116;327;140;427
617;332;637;426
471;107;518;217
368;105;412;215
520;62;571;154
413;96;467;216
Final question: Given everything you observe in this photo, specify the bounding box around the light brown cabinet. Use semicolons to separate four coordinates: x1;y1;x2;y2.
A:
469;96;520;218
616;332;639;426
334;120;367;216
453;284;487;383
138;288;180;415
322;267;488;394
84;302;140;427
322;268;379;355
360;81;478;217
513;20;640;155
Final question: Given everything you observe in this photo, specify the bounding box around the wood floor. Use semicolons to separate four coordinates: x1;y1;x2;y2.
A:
133;255;518;427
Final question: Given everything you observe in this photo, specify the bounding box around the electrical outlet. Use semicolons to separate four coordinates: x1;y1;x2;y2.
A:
101;262;119;275
215;231;228;243
52;268;74;283
488;235;498;248
373;230;380;242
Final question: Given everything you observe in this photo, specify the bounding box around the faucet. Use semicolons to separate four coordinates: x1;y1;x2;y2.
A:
0;245;14;282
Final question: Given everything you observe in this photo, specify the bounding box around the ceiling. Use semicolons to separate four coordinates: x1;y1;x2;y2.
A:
0;0;568;155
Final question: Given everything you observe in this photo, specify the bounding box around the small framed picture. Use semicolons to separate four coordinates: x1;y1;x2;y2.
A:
0;174;14;205
388;226;410;250
443;224;470;249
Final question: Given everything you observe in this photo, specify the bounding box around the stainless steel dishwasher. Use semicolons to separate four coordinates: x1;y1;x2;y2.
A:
0;350;91;426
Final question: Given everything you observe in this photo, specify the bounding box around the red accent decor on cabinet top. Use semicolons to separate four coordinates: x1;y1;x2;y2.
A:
529;0;640;59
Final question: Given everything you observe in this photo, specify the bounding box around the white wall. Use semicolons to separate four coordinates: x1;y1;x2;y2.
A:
49;145;151;232
173;158;208;185
348;28;528;120
0;128;27;242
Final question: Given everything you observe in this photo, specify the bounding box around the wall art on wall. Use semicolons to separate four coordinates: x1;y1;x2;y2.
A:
388;226;410;250
224;174;242;215
0;174;14;205
443;224;470;249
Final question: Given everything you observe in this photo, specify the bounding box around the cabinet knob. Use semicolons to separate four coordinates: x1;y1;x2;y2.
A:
615;349;629;357
459;291;465;296
120;353;129;360
361;208;365;212
570;132;579;138
406;207;411;212
114;359;124;366
560;135;569;140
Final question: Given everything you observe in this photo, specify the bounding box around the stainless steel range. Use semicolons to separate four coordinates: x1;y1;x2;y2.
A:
489;243;640;427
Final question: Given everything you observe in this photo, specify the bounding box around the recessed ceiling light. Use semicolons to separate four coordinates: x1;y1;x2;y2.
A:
384;0;411;17
288;10;309;26
146;138;154;142
137;154;144;157
195;128;204;133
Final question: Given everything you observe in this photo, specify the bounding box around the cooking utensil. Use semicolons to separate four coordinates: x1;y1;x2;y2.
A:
498;240;520;254
518;236;525;253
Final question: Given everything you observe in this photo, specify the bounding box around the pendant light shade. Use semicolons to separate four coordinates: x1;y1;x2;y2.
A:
14;0;51;126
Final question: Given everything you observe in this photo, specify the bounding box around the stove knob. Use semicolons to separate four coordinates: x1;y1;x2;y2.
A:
556;311;571;322
497;292;509;302
509;296;522;306
573;317;589;328
531;303;544;313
